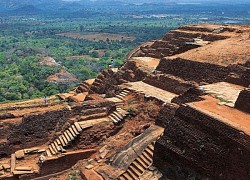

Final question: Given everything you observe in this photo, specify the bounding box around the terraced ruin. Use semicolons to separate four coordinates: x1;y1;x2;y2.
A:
0;24;250;180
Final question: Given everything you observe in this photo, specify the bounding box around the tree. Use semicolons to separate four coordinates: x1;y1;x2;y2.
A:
90;51;99;58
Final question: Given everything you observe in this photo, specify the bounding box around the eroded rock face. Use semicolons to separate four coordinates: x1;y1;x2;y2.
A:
235;88;250;113
153;105;250;179
0;109;72;158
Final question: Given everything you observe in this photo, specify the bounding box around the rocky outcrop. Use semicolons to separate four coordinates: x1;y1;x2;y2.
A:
153;105;250;179
235;88;250;113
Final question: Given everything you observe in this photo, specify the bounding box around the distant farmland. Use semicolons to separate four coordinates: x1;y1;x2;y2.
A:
56;32;136;41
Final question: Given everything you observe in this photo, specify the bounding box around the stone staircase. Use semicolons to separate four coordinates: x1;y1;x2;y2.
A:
108;107;129;124
90;69;116;94
119;142;155;180
115;89;131;100
45;122;86;157
75;81;90;93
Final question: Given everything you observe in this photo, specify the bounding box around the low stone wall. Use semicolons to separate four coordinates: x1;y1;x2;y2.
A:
171;87;205;105
143;73;196;95
163;30;228;42
40;150;95;176
19;150;96;180
140;29;229;58
226;64;250;87
156;58;229;84
153;105;250;179
235;88;250;113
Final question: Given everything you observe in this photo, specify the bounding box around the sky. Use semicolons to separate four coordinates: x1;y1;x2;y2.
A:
60;0;250;2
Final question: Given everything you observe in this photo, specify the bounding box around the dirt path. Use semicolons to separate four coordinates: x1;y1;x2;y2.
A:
190;96;250;136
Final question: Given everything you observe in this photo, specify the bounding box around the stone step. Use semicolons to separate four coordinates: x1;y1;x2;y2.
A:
68;127;77;137
122;89;130;93
93;81;102;87
132;161;144;173
13;170;33;175
74;122;82;132
115;101;124;105
119;175;126;180
109;116;118;123
11;154;16;173
140;154;151;166
135;158;148;169
122;172;134;180
51;143;58;153
60;135;68;146
56;139;61;146
120;92;128;96
141;152;152;166
63;132;71;142
95;78;103;84
126;168;138;179
119;93;127;97
110;113;121;120
113;111;123;119
72;125;80;135
148;144;154;152
116;95;124;100
15;166;33;171
46;149;52;157
144;148;153;158
129;166;141;177
49;145;56;155
53;142;61;152
110;114;121;122
66;130;74;141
